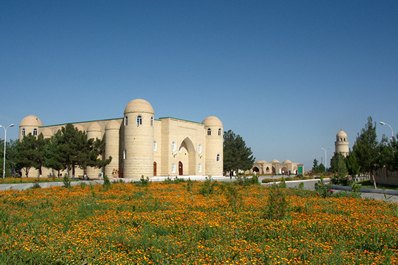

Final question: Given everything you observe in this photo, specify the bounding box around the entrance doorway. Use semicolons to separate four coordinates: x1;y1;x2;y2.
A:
178;161;183;175
153;162;157;176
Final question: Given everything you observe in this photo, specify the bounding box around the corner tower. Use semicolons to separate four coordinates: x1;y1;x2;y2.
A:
335;129;349;157
203;116;223;176
123;99;155;179
19;115;42;139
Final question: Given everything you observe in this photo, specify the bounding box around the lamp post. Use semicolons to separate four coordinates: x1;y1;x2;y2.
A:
0;124;14;178
321;147;327;171
379;121;394;140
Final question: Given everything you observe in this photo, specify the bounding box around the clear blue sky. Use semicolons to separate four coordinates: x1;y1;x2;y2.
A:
1;0;397;169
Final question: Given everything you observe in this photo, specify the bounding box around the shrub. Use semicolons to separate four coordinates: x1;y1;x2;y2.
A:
63;175;71;188
315;177;332;198
199;177;216;196
264;186;288;220
103;175;111;190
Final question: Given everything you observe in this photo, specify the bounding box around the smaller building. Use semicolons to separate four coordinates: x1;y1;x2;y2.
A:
335;129;349;157
250;160;303;175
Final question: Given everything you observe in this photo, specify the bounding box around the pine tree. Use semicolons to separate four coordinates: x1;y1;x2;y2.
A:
223;130;255;175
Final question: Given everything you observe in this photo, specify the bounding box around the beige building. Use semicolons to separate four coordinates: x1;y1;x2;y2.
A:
19;99;224;180
250;160;303;175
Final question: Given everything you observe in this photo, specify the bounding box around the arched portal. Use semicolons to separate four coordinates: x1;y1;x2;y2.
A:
272;166;276;175
253;167;260;173
178;161;183;175
153;162;157;176
176;137;196;175
281;167;288;175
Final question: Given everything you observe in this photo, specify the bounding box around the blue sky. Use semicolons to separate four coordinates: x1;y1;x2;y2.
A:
1;0;397;169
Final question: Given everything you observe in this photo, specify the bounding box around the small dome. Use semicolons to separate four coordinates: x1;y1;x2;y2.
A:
105;120;120;130
203;116;223;127
88;122;101;132
257;160;268;164
337;129;347;138
124;99;154;114
41;128;52;136
271;159;280;164
20;115;42;127
283;160;292;164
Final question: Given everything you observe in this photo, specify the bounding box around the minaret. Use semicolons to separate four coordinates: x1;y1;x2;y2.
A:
87;122;103;178
203;116;223;176
123;99;155;179
335;129;349;157
105;120;121;178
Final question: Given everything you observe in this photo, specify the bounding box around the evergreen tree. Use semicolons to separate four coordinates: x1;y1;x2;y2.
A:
346;152;360;178
14;134;38;177
223;130;255;175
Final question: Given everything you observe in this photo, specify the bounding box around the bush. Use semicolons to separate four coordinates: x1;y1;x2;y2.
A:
264;186;288;220
103;175;111;190
315;178;332;198
199;177;216;196
63;175;71;188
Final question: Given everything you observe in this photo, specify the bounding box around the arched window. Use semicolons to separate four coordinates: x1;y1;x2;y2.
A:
218;128;222;136
216;154;220;161
153;141;157;152
123;150;126;160
197;144;202;154
171;163;176;174
22;128;25;137
171;141;177;152
33;128;38;136
137;115;142;126
124;115;128;126
198;163;202;173
207;128;211;136
151;116;154;126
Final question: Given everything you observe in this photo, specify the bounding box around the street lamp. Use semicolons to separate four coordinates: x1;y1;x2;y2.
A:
379;121;394;140
0;123;14;178
321;147;327;171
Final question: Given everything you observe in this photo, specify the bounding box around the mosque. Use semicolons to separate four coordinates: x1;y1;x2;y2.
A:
18;99;224;179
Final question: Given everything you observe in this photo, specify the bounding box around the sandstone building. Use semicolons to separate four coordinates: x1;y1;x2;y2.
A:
19;99;223;179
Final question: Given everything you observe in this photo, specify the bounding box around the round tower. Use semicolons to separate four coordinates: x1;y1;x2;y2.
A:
105;120;121;178
87;122;103;178
19;115;42;139
335;129;349;157
123;99;155;179
203;116;223;176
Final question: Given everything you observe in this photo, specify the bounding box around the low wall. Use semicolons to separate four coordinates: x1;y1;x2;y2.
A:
374;168;398;186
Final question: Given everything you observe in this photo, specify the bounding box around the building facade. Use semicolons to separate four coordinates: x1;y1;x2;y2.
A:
250;160;303;175
335;129;349;157
19;99;224;179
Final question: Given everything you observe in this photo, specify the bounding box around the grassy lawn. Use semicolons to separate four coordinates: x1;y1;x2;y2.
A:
0;181;397;264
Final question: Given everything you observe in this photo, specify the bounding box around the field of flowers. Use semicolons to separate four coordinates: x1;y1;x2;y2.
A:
0;180;397;264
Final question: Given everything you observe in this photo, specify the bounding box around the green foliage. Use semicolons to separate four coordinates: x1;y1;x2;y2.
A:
311;159;325;174
221;183;242;212
223;130;255;173
235;175;259;186
63;175;71;188
103;175;111;190
264;186;288;220
315;178;332;198
199;177;216;196
351;116;378;175
186;178;193;192
135;175;150;186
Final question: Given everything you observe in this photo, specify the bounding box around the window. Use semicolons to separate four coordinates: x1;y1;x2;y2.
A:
207;128;211;136
124;115;128;126
171;141;177;152
33;128;38;136
137;115;142;126
197;144;202;154
198;163;202;173
153;141;157;152
216;154;220;161
22;128;25;137
171;163;176;173
151;116;154;126
218;128;222;136
123;150;126;160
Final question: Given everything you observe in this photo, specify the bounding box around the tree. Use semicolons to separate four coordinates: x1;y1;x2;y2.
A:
223;130;255;175
351;116;378;187
0;139;18;177
311;159;325;174
14;134;38;177
346;152;360;179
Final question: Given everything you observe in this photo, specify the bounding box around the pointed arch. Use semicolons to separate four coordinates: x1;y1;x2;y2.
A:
177;137;196;175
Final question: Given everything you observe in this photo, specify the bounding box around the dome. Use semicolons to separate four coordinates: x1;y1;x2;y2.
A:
124;99;154;114
88;122;101;132
105;120;120;130
283;160;292;164
20;115;42;127
271;159;280;164
203;116;223;127
336;129;348;139
257;160;268;164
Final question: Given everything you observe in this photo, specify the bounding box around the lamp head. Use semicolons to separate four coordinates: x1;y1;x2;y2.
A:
380;121;386;125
